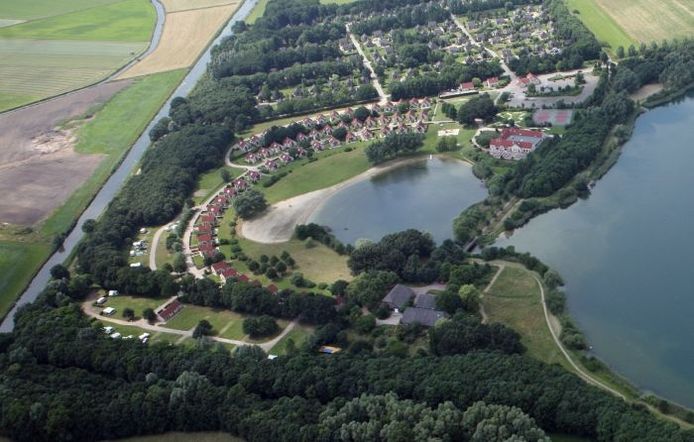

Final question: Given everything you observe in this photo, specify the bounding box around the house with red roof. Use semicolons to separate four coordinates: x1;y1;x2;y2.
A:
485;77;500;88
461;81;475;91
517;73;540;88
157;299;183;321
488;127;547;160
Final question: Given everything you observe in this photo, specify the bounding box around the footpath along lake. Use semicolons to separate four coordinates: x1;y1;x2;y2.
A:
309;156;487;244
496;92;694;407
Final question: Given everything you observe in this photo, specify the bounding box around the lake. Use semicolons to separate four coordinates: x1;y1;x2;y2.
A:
496;92;694;407
309;156;487;245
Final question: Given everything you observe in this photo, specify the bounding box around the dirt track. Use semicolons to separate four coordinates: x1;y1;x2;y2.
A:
0;80;131;225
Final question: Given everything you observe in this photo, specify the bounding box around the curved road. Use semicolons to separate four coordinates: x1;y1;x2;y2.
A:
0;0;259;333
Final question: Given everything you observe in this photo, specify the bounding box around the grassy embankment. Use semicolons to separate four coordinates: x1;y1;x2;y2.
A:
0;70;185;321
0;0;155;111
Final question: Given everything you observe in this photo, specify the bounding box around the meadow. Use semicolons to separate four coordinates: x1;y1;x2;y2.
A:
0;242;51;319
567;0;694;53
0;0;154;111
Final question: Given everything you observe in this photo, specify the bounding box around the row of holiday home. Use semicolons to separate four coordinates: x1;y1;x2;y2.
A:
487;127;550;160
234;99;433;164
191;185;278;291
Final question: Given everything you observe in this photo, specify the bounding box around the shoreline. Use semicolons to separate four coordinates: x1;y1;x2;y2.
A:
241;154;469;243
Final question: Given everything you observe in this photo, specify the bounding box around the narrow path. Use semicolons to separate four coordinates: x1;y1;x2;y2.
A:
479;264;504;324
82;297;296;351
346;25;388;104
149;225;167;270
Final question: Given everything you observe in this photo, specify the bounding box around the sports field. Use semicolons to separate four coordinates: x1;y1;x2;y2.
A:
567;0;694;52
0;0;154;111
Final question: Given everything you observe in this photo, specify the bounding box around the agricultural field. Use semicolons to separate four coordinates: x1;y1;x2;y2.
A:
0;69;184;323
565;0;635;53
590;0;693;44
0;0;155;111
118;0;241;78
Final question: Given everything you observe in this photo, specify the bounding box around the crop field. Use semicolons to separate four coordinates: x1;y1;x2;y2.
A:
0;0;155;42
161;0;238;12
567;0;694;50
0;39;145;110
0;0;154;111
119;1;241;78
0;0;122;21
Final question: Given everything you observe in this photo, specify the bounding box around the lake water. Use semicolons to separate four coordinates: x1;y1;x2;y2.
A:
309;157;487;245
496;92;694;407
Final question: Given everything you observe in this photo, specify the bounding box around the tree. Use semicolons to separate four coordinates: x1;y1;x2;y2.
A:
232;189;267;219
435;290;464;315
354;314;376;334
463;402;550;442
242;315;279;338
143;308;157;323
332;127;347;141
456;94;498;125
49;264;70;280
436;136;457;152
193;320;213;339
220;168;232;183
81;219;96;234
173;253;188;273
122;308;135;321
429;314;523;356
627;44;638;57
458;284;480;312
346;271;399;308
616;46;625;58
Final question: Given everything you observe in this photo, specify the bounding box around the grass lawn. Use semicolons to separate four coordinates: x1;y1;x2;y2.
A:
0;0;122;20
269;325;313;355
263;144;370;203
565;0;635;55
165;304;247;335
101;295;166;319
0;241;51;319
40;69;186;238
245;0;269;24
235;236;352;285
484;266;570;369
193;166;246;205
0;0;155;42
103;322;186;345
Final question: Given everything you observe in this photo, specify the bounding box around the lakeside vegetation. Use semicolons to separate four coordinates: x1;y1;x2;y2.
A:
1;0;693;439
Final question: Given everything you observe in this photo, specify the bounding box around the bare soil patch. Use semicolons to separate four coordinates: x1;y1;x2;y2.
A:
0;80;130;224
118;3;240;78
629;84;664;102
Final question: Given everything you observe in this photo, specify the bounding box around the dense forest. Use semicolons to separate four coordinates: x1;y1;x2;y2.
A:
0;287;691;442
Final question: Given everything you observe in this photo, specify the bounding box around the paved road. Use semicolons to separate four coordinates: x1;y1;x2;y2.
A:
347;25;388;104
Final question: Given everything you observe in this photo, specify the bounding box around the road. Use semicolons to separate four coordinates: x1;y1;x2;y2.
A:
83;295;296;352
346;25;388;104
0;0;260;333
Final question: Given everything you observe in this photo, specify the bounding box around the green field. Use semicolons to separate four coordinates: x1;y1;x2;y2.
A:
102;295;166;319
0;39;146;110
565;0;635;54
0;0;155;42
263;144;371;203
245;0;269;24
0;241;51;318
41;69;186;237
270;325;313;355
484;266;569;369
0;0;155;111
0;0;122;20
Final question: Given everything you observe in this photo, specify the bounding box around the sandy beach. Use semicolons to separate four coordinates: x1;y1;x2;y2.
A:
240;156;430;243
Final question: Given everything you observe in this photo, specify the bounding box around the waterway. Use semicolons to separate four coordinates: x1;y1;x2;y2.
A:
0;0;259;332
309;157;487;245
496;92;694;407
